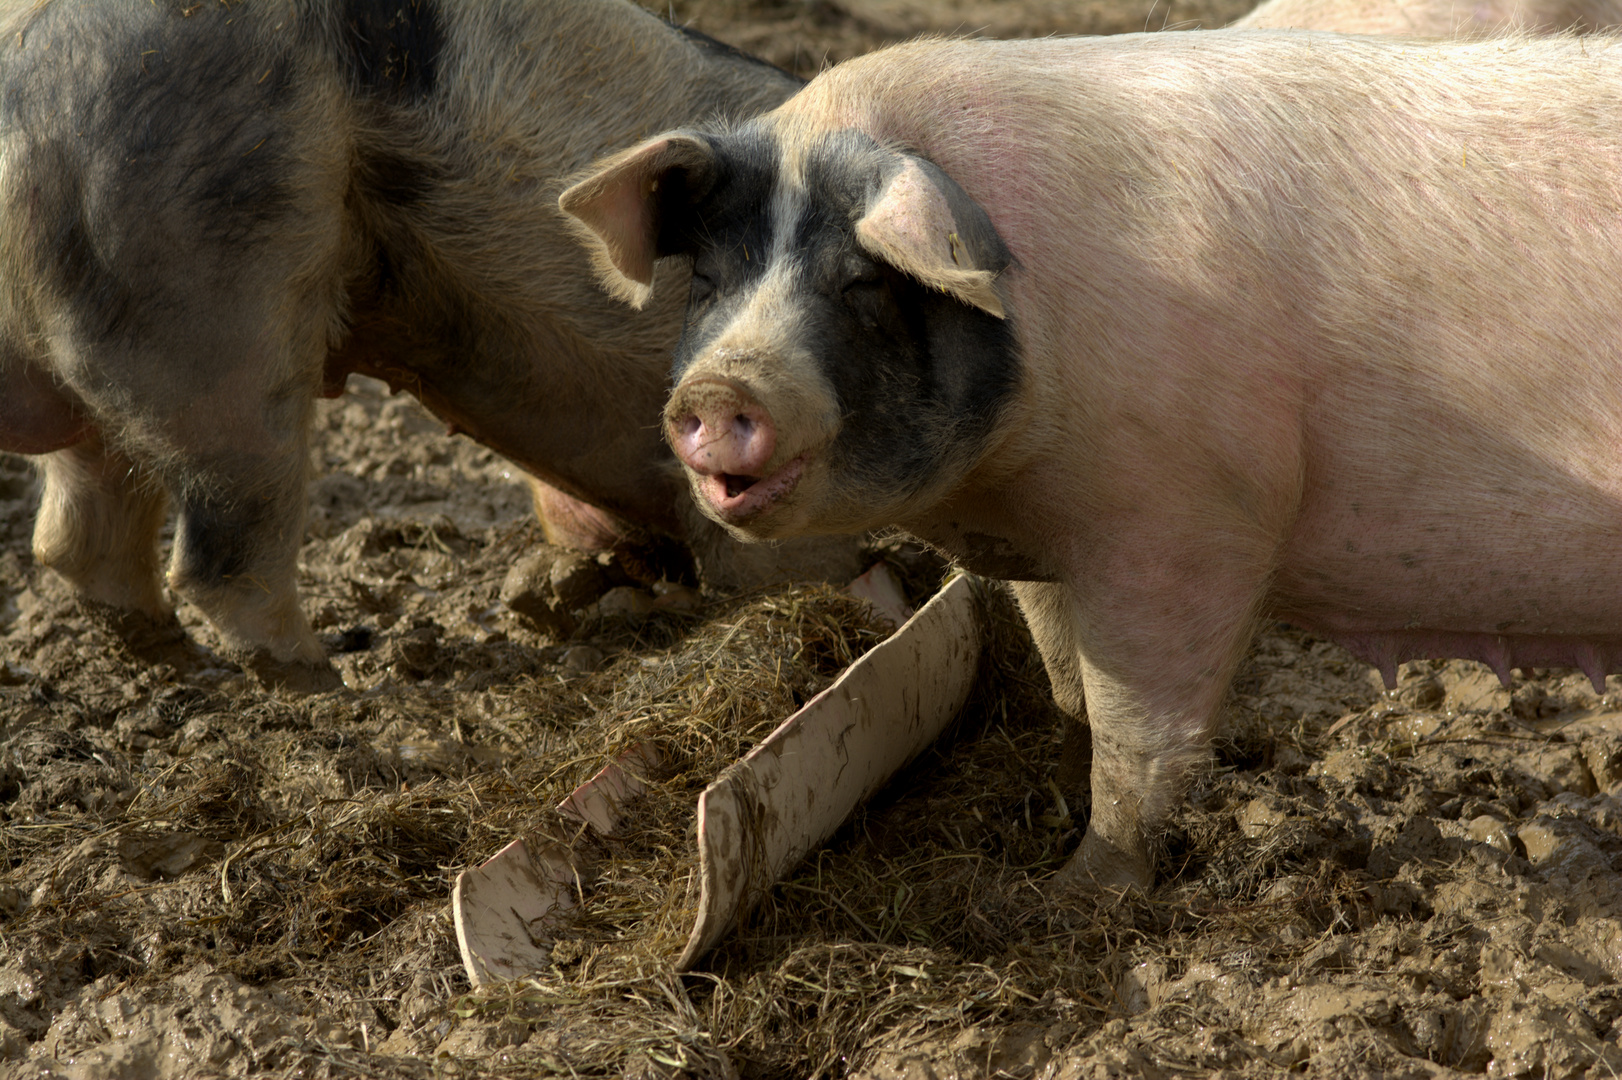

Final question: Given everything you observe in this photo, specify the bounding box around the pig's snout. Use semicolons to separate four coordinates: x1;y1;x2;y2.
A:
667;378;777;496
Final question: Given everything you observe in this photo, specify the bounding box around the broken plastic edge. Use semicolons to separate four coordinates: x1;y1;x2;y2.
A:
674;573;983;970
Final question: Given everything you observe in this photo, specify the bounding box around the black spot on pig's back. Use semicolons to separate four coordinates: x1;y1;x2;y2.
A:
336;0;444;103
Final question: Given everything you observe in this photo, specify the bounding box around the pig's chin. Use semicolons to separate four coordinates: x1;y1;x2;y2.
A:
691;453;807;533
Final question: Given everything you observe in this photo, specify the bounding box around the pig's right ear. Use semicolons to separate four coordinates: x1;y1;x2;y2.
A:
855;157;1009;320
560;135;717;308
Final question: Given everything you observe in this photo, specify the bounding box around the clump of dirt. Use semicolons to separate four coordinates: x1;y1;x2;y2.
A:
1;3;1619;1078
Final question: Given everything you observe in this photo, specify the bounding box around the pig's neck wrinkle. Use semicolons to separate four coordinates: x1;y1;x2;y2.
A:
905;497;1058;581
1278;617;1622;692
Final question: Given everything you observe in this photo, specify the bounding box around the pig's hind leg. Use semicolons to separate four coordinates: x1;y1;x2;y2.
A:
27;366;330;689
9;32;353;691
42;334;336;691
9;318;182;657
33;258;345;692
161;390;332;692
1012;581;1093;791
33;430;176;650
146;305;341;692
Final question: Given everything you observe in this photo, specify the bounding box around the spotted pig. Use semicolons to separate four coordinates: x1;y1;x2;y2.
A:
0;0;868;691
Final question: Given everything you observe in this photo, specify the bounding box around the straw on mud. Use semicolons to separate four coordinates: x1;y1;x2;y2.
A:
0;554;1451;1077
438;581;1112;1072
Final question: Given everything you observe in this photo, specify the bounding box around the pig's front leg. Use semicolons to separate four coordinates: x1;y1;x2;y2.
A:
1012;581;1093;789
1025;536;1273;891
160;388;337;694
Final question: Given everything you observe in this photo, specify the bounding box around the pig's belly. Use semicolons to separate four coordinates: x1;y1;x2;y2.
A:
1271;485;1622;689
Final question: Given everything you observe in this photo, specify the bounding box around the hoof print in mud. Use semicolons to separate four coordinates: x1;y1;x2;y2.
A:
79;603;195;664
384;623;445;681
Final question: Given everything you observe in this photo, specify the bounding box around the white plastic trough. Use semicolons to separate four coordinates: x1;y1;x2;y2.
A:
453;572;982;987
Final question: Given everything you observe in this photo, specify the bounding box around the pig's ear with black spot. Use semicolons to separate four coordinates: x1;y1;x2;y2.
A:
855;157;1008;320
560;134;717;308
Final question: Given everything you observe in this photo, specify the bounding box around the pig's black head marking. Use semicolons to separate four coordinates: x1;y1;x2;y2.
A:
701;129;1019;515
562;124;1022;531
663;128;784;322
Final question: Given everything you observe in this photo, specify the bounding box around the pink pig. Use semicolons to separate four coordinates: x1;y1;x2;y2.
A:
563;30;1622;888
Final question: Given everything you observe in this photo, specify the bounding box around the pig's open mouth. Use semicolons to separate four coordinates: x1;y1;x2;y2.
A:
698;454;806;525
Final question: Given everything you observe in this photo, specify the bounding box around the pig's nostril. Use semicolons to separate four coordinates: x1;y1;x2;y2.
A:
678;415;704;441
734;414;755;437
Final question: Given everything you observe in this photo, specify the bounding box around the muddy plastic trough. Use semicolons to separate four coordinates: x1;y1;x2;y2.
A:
453;572;982;987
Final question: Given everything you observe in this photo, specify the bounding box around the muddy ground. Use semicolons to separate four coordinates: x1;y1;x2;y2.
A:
3;1;1621;1077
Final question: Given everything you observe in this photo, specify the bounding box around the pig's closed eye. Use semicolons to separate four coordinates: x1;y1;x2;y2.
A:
841;255;884;291
841;258;892;323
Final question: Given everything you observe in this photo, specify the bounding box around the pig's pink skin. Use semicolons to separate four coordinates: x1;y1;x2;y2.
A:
1317;629;1622;693
668;376;779;483
527;479;636;553
705;32;1622;888
0;363;88;455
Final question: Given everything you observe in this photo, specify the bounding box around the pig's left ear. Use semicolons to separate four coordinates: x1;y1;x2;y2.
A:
855;157;1009;320
560;134;717;308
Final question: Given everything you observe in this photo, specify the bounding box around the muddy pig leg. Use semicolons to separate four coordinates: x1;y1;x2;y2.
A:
21;99;350;689
33;430;175;648
1011;581;1091;790
1039;528;1272;892
158;371;336;693
36;265;343;691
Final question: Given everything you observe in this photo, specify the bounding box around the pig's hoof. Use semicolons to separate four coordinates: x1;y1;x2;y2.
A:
1049;833;1153;896
242;652;344;695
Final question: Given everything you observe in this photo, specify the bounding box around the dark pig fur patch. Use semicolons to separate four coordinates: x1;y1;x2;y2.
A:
334;0;444;103
2;6;302;341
